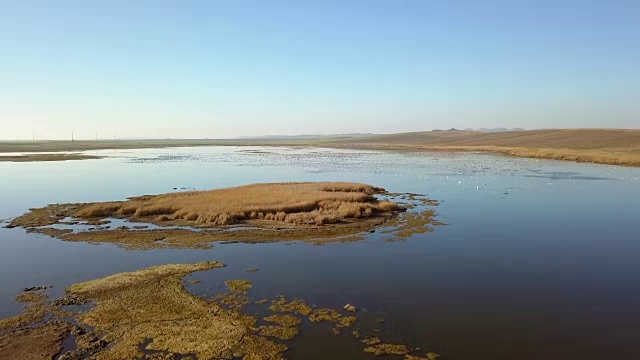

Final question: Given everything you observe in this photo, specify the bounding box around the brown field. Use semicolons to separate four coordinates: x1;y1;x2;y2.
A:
314;128;640;166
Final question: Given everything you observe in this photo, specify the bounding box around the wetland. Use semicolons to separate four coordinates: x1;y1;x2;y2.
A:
1;146;639;360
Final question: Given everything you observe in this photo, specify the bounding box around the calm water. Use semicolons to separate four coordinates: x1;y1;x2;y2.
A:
1;146;639;360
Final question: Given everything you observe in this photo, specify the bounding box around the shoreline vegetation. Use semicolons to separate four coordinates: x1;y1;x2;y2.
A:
1;128;639;166
0;261;441;359
0;153;102;162
5;182;440;249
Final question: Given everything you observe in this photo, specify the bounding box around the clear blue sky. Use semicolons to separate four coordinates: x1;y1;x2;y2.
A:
1;0;638;140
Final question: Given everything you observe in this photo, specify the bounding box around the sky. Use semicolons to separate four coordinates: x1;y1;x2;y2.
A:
1;0;639;140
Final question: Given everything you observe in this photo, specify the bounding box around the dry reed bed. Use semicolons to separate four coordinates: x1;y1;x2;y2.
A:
324;143;640;167
73;182;400;226
7;182;440;249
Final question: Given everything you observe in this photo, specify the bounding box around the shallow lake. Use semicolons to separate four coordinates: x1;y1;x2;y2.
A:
1;146;639;360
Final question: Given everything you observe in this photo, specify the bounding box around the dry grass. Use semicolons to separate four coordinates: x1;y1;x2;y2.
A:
72;182;398;227
257;326;299;340
362;336;382;345
66;262;290;360
0;139;225;154
15;292;48;304
0;307;47;332
7;203;82;228
263;314;301;327
309;308;342;323
225;279;253;293
364;343;410;356
268;296;313;316
0;154;101;162
215;292;251;311
0;288;56;332
8;184;439;250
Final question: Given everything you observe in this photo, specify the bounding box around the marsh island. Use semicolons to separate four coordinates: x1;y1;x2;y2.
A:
7;182;439;249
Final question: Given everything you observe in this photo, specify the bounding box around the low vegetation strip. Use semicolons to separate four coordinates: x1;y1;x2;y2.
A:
0;153;102;162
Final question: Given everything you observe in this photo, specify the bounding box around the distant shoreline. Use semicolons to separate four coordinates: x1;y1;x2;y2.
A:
0;153;102;162
1;129;639;167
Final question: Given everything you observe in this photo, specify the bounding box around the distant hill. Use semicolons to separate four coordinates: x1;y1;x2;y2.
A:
463;128;526;132
235;133;374;141
321;129;638;149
